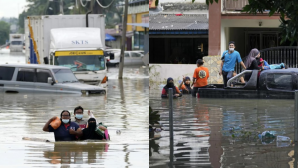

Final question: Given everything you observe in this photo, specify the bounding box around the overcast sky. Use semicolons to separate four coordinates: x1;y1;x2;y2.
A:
0;0;29;18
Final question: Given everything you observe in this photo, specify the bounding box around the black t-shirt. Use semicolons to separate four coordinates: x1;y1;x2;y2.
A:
247;59;262;70
81;128;104;140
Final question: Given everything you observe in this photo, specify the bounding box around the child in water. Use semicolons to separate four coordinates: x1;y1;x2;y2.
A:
179;76;192;94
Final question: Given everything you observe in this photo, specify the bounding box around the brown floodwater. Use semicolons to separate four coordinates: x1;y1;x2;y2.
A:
0;52;149;167
150;90;297;168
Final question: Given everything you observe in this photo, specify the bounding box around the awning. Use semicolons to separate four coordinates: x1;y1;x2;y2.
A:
127;23;149;28
105;33;116;41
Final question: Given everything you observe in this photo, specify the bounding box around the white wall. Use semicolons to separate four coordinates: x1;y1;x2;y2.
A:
160;0;205;3
149;64;197;89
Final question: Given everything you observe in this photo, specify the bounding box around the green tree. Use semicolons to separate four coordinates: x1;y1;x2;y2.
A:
205;0;297;45
0;21;10;45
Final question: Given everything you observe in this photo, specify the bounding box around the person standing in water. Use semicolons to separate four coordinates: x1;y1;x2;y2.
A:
179;76;192;94
192;59;209;97
161;77;182;98
43;110;82;141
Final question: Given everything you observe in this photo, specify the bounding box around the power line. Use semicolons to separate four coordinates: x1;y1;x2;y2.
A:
95;0;115;9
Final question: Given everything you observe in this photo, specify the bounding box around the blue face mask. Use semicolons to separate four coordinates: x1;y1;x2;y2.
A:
62;119;70;124
75;114;83;119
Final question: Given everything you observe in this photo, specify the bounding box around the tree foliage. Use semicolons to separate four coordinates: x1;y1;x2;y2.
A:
242;0;297;45
204;0;297;45
0;21;10;45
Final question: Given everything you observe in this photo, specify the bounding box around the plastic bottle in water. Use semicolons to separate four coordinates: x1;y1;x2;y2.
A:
276;136;292;147
276;135;291;142
261;131;276;139
116;130;121;135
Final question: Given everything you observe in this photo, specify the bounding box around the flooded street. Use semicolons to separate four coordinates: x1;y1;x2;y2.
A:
0;52;149;167
150;91;297;168
0;51;26;64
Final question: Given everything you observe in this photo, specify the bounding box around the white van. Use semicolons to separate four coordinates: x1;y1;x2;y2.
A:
0;64;106;95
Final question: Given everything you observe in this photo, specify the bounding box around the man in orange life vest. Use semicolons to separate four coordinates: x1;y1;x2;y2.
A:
191;59;209;97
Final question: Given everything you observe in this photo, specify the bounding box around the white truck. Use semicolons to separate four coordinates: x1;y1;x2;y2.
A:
9;34;24;52
25;14;109;87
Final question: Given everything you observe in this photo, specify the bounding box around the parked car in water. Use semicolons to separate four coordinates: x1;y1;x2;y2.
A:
105;49;145;66
197;69;298;99
0;64;106;95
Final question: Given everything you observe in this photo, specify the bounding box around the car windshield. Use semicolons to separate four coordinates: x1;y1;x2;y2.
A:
54;55;105;72
52;69;78;83
11;41;22;45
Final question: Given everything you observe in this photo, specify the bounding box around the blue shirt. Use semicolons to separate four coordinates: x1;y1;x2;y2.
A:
49;121;79;141
263;60;270;70
221;50;242;72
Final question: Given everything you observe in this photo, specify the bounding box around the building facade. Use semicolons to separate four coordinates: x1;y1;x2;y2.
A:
127;0;149;52
149;0;208;64
209;0;291;57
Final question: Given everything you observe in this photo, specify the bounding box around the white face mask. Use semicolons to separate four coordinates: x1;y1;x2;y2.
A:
229;48;234;51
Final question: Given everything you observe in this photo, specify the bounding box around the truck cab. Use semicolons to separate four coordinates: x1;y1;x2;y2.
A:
50;50;107;87
49;28;107;88
25;15;107;88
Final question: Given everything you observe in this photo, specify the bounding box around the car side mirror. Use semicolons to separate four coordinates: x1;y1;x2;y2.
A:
110;53;114;60
48;77;54;85
44;57;49;64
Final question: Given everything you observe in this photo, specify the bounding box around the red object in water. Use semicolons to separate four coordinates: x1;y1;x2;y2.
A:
197;93;200;98
175;14;182;16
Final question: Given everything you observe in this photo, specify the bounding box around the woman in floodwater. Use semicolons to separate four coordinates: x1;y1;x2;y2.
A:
161;77;182;98
80;118;107;140
179;76;192;94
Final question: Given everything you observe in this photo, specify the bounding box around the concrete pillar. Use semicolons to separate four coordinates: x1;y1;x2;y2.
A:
208;0;221;56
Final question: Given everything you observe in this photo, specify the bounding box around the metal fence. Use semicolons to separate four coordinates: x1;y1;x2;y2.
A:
235;46;298;73
223;0;248;11
260;46;298;68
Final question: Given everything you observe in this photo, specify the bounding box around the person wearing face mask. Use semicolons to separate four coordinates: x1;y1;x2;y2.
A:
43;110;82;141
244;48;264;81
191;59;209;97
219;41;246;87
179;76;192;94
161;77;182;98
80;118;107;140
73;106;88;129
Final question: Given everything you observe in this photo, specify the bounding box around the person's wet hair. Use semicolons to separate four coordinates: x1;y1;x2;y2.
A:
60;110;70;117
229;41;235;45
88;118;96;123
74;106;84;114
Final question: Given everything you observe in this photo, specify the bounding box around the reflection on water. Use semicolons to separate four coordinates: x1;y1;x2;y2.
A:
0;64;148;167
43;142;109;165
150;91;296;168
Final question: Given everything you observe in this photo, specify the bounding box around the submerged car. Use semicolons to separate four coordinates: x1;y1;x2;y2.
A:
197;69;298;99
105;49;145;66
0;64;106;95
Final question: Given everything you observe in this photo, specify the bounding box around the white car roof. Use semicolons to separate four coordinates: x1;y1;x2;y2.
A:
0;64;70;70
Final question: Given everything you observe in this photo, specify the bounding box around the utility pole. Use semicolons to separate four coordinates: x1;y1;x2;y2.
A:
118;0;128;79
90;0;94;13
59;0;64;14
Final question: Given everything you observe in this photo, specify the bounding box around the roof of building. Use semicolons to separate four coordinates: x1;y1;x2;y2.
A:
149;14;208;30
